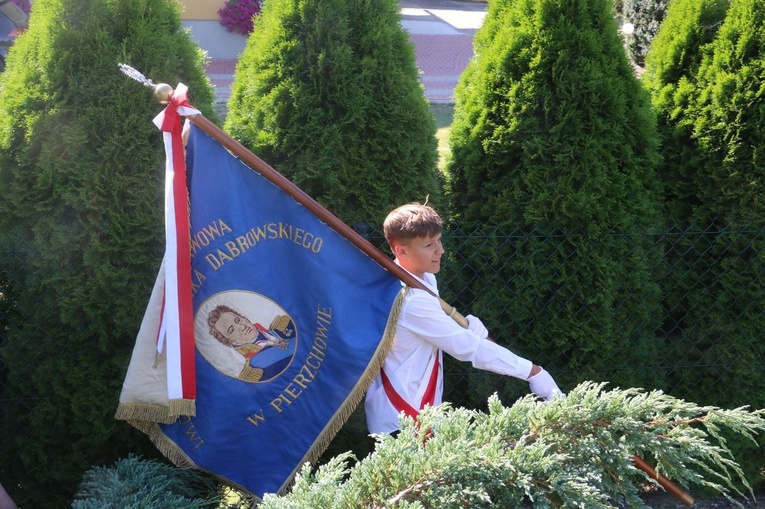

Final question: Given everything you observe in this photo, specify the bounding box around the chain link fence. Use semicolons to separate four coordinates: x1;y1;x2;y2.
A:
444;222;763;409
2;221;764;436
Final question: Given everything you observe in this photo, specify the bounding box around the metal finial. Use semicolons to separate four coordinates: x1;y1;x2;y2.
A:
118;63;156;88
118;63;174;104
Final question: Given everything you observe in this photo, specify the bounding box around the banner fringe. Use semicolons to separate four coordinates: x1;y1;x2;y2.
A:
145;423;197;469
115;399;196;424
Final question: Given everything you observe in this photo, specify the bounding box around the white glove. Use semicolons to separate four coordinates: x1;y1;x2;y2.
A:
527;368;562;401
465;314;489;339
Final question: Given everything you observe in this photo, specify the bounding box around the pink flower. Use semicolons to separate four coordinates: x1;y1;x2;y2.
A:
218;0;261;35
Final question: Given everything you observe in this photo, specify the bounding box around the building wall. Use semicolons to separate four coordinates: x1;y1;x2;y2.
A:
180;0;225;21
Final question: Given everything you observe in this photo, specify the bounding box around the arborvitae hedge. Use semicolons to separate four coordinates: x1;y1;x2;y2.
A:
644;0;764;485
642;0;729;219
446;0;663;397
644;0;765;408
681;0;765;224
224;0;441;226
0;0;216;506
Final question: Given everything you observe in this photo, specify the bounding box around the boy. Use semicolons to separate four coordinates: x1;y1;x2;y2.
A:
365;202;561;435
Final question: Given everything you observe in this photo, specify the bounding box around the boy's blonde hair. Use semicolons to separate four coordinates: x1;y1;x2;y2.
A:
383;202;442;247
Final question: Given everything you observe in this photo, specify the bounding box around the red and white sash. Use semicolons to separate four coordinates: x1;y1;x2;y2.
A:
380;350;441;422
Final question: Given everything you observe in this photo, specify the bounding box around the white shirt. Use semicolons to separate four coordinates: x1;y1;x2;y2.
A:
365;271;533;434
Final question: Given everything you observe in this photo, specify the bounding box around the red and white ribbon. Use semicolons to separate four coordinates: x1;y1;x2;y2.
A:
152;83;199;401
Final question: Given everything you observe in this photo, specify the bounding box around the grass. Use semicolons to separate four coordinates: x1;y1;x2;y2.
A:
430;102;454;172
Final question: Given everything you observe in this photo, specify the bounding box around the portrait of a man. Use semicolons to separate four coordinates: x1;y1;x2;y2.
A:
207;304;296;382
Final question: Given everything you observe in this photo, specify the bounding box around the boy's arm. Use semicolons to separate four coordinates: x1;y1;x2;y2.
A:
460;312;540;377
403;291;562;399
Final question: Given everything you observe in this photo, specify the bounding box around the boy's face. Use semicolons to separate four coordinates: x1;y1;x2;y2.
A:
393;233;444;278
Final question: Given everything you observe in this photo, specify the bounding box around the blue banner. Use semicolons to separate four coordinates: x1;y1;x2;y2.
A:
157;125;402;498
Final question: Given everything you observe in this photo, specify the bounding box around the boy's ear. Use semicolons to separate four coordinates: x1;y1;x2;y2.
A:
391;242;407;259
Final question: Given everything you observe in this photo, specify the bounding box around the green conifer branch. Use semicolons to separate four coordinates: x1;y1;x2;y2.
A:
260;382;764;509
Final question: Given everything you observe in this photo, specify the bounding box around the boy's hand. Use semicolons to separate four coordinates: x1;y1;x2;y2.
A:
527;368;562;401
465;314;489;339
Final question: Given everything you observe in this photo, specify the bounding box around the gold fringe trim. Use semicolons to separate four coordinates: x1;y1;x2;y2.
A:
278;287;406;494
114;399;196;425
144;422;197;469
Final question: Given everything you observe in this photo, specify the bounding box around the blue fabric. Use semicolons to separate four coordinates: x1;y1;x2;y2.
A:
158;125;400;498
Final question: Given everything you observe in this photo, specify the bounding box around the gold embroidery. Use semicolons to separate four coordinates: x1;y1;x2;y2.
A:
269;315;291;333
239;364;264;382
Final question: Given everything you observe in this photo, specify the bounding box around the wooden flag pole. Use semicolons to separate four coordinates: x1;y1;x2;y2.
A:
185;113;463;321
633;456;694;506
185;112;694;507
